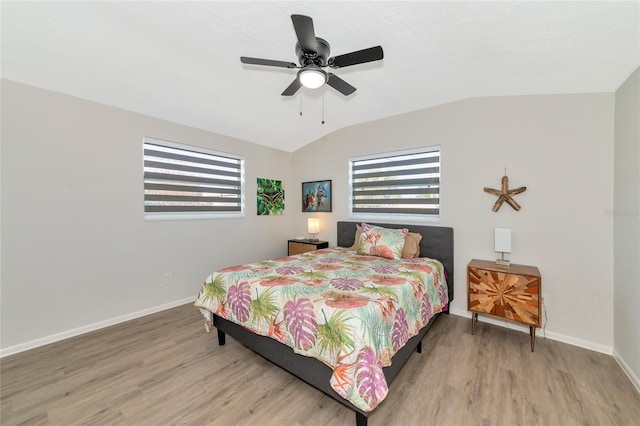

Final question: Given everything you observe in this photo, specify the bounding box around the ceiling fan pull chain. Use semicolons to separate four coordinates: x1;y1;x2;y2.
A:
300;94;303;116
321;91;325;125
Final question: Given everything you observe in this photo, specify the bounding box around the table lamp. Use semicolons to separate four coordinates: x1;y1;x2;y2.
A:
308;218;320;241
494;227;511;266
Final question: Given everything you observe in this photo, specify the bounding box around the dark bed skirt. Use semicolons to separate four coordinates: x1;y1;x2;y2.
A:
213;311;442;425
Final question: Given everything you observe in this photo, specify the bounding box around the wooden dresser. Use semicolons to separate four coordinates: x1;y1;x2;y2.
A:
467;259;542;351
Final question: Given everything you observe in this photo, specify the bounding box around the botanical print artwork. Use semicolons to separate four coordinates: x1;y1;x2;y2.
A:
194;248;448;412
302;180;332;212
257;178;284;215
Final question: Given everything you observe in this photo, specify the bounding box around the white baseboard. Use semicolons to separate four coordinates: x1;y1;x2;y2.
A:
449;308;613;355
1;300;625;367
613;348;640;394
0;296;196;358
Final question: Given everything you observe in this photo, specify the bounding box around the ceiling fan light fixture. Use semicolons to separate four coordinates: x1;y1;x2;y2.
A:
298;68;327;89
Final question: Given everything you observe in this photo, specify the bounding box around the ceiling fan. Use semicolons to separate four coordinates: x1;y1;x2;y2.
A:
240;14;384;97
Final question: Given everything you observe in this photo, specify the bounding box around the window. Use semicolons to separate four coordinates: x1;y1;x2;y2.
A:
143;137;244;218
350;147;440;218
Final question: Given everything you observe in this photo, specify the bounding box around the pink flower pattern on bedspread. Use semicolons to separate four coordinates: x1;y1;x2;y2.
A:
194;247;448;412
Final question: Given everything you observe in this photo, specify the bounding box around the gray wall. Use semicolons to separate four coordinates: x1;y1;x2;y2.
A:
1;79;293;352
614;67;640;387
291;93;616;353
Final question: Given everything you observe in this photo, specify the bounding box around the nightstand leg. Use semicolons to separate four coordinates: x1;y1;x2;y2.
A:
471;313;478;335
530;326;536;352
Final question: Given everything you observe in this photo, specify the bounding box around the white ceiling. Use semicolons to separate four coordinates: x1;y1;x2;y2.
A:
2;1;639;152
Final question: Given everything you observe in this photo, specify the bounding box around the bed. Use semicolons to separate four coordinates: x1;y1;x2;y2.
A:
195;221;454;425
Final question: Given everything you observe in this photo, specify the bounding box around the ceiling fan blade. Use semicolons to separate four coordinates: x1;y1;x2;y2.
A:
241;57;298;68
281;78;302;96
326;73;356;96
328;46;384;68
291;14;317;54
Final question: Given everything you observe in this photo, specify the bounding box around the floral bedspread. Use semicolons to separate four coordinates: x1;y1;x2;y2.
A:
194;247;448;412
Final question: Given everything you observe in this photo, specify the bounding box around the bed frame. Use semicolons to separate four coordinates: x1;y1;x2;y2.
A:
213;221;454;425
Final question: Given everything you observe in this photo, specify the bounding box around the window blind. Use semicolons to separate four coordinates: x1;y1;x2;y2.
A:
143;140;243;214
351;148;440;216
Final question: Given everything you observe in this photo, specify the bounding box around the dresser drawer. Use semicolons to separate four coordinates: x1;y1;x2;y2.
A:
288;240;328;255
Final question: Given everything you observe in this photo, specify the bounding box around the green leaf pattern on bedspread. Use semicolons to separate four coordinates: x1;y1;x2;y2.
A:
194;247;448;412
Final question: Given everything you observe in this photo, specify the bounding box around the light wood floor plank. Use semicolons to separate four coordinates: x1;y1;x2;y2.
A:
1;304;639;425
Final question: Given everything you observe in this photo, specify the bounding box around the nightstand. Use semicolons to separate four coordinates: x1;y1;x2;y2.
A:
467;259;542;351
288;239;329;255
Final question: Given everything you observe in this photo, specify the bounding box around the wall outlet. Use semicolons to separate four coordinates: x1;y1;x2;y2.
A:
164;273;172;285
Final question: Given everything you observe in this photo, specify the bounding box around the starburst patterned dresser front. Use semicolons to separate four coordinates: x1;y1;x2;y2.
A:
467;259;541;351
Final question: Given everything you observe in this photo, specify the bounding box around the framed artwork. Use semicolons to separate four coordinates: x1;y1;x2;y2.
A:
257;178;284;215
302;180;332;212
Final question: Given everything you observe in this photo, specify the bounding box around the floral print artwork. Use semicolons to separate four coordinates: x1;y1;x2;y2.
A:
194;247;448;412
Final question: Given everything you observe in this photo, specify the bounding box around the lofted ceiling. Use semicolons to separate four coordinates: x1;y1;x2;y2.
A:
2;1;639;153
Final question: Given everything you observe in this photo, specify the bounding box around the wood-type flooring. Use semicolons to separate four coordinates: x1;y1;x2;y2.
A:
2;303;639;425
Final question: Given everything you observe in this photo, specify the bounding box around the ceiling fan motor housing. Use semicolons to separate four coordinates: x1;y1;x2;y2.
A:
296;37;330;67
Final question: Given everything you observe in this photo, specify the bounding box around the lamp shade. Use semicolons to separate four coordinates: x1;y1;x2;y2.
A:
308;218;320;234
494;228;512;253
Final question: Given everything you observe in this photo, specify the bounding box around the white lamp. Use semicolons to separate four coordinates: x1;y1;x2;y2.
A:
298;68;327;89
308;218;320;241
494;227;512;266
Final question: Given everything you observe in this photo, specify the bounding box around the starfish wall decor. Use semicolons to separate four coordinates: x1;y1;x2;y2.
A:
484;172;527;212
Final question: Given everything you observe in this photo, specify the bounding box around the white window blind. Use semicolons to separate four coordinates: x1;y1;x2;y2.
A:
143;138;244;216
350;147;440;217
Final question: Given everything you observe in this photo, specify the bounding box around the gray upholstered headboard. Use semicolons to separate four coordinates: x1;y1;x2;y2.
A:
337;221;454;304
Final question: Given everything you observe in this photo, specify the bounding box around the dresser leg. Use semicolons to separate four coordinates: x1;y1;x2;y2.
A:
471;313;478;335
530;326;536;352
